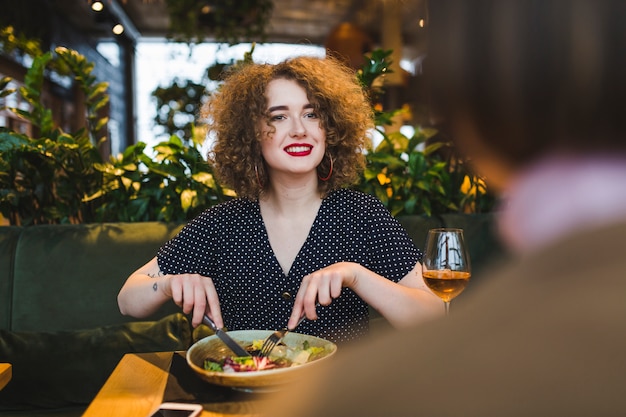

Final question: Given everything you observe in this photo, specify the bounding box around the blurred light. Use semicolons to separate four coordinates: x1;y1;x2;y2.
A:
400;58;415;75
97;42;120;67
368;128;384;151
419;19;425;28
112;23;124;35
400;125;415;139
91;0;104;12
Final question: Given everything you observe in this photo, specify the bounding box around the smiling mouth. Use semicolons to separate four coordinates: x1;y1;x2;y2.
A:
284;145;313;155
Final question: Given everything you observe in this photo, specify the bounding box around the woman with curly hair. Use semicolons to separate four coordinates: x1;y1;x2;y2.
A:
118;55;442;344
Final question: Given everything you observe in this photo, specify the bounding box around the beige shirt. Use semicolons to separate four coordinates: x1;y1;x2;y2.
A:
266;220;626;416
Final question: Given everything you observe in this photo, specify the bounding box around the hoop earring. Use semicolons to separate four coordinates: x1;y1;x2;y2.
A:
255;164;265;188
318;156;334;181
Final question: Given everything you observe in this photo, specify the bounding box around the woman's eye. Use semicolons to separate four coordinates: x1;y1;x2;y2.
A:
304;112;318;119
270;114;286;121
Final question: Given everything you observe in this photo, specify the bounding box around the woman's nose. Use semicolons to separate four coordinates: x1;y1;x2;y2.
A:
290;118;306;136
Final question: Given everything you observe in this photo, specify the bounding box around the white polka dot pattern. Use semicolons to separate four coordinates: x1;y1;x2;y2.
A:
157;189;422;344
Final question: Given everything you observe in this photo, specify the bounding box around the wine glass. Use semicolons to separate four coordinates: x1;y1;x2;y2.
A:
422;228;471;315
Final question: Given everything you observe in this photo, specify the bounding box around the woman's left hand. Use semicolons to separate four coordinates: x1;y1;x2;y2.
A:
288;261;443;330
288;262;360;329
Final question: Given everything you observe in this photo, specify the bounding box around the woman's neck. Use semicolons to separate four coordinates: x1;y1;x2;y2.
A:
259;180;323;275
260;183;322;215
261;173;322;214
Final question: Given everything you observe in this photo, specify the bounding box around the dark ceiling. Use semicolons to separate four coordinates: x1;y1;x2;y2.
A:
51;0;428;60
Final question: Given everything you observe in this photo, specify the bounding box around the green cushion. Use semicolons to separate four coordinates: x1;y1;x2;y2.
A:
0;313;192;411
10;222;184;332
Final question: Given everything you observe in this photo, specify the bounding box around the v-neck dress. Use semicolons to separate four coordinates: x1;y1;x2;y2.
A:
157;189;422;344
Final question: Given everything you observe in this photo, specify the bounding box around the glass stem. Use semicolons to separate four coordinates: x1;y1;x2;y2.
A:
444;301;450;315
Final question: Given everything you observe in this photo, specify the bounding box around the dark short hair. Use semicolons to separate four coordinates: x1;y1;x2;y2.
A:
427;0;626;169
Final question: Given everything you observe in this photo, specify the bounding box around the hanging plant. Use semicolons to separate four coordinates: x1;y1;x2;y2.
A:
165;0;273;45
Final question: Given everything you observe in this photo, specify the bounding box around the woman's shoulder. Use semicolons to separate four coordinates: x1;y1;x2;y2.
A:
325;189;391;220
327;188;385;208
214;197;256;212
187;198;257;228
203;197;256;214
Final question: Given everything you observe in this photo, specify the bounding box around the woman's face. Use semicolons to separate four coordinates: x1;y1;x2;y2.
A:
259;78;326;181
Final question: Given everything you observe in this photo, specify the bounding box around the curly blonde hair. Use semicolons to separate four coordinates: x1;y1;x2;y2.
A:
203;55;374;199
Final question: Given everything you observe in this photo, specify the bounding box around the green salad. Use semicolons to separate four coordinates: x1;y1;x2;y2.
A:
203;340;330;373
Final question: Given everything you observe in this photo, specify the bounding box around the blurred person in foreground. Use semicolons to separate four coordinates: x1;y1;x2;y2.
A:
263;0;626;415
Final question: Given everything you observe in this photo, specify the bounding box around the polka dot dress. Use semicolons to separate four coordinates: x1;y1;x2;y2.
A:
157;189;422;344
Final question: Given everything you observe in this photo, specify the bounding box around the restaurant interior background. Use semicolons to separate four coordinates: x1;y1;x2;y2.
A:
0;0;496;227
1;0;429;157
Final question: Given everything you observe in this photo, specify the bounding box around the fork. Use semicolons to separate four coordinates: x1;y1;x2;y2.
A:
258;313;308;358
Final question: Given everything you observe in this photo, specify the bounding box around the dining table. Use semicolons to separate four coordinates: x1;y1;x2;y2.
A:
0;363;11;391
82;351;269;417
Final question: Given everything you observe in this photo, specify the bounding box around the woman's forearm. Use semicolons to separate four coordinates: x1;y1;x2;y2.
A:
117;257;172;318
351;263;445;328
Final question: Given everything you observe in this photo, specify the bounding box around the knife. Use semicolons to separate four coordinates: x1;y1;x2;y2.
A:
202;315;251;357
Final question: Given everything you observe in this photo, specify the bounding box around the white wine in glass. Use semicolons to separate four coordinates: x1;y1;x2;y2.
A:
422;228;471;315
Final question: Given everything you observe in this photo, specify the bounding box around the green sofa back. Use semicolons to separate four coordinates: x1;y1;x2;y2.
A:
0;222;184;332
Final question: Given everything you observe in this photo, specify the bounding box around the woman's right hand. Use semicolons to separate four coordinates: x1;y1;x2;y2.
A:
166;272;223;328
118;257;223;329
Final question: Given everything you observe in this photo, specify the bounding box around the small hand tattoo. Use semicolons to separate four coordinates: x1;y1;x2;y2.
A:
148;270;164;292
147;269;165;278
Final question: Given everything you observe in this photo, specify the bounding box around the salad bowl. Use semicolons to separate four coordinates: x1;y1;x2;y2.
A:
186;329;337;392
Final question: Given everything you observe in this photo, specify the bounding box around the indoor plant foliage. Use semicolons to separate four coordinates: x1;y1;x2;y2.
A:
0;41;108;225
151;79;207;145
87;135;230;223
0;34;227;225
356;50;495;216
